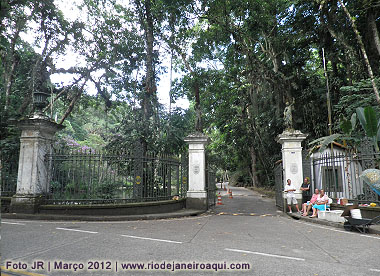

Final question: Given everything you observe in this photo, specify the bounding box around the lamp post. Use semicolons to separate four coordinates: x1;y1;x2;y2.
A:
32;90;50;117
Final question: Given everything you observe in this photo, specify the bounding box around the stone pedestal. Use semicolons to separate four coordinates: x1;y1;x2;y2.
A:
277;130;307;207
10;116;64;213
184;133;209;210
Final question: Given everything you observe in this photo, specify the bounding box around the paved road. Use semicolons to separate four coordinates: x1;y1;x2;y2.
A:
2;185;380;276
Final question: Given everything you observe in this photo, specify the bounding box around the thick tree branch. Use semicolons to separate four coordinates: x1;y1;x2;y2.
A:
89;75;112;108
58;77;89;125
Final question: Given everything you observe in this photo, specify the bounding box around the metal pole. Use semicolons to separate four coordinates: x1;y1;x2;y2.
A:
322;48;336;199
322;48;333;137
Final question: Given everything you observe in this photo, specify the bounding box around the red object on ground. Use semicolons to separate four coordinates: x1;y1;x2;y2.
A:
217;193;223;205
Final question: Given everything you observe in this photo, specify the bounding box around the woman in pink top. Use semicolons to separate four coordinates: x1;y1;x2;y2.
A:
310;189;329;218
301;189;319;216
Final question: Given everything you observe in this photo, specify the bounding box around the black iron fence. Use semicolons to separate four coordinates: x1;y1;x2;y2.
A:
0;153;18;197
311;151;380;204
45;147;188;205
206;165;216;207
274;162;284;210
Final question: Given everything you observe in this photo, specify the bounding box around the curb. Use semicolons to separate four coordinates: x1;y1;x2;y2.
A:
1;209;206;221
286;213;380;235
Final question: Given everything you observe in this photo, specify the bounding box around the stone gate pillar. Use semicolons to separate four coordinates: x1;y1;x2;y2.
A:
277;130;307;207
184;133;209;210
10;116;64;213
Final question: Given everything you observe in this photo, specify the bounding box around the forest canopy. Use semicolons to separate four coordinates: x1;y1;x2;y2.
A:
1;0;380;187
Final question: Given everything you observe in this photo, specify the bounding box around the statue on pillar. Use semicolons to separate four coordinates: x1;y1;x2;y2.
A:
195;106;202;133
283;98;294;131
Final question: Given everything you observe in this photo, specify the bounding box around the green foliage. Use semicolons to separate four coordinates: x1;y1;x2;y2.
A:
230;169;252;187
340;78;380;94
309;133;345;152
335;93;377;120
356;106;380;152
309;106;380;153
356;107;378;138
106;103;192;155
340;118;352;135
2;0;380;192
49;153;130;200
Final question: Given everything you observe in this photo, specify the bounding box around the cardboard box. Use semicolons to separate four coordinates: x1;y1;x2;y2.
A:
340;198;348;206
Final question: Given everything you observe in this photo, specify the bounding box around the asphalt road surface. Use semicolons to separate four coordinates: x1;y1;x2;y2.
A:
2;185;380;276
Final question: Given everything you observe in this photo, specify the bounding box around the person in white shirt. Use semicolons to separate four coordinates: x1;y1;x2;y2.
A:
309;189;329;218
284;179;300;213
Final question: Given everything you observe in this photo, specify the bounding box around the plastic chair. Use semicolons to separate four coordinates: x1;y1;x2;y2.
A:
324;198;332;211
317;198;332;218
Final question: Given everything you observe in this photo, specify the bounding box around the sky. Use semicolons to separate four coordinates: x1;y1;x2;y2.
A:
28;0;190;111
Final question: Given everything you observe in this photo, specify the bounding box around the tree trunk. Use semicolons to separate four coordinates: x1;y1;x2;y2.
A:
17;91;32;115
249;146;259;187
3;17;25;112
134;0;157;153
368;11;380;57
194;81;202;132
139;0;157;197
275;84;283;120
249;75;258;117
163;36;202;132
4;61;16;112
337;0;380;104
143;0;156;124
345;54;353;86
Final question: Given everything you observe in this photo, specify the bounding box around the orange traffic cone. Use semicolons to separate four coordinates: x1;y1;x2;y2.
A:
217;193;223;205
229;189;233;199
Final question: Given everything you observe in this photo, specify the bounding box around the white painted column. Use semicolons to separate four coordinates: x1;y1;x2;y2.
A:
184;133;209;210
10;117;63;213
277;130;307;205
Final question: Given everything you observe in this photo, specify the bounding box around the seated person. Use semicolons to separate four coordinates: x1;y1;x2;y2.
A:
301;188;319;216
310;189;329;218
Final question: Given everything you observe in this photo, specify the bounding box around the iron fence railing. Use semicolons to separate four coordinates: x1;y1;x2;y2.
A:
45;147;188;205
207;165;216;207
0;153;18;197
274;162;284;210
311;152;380;204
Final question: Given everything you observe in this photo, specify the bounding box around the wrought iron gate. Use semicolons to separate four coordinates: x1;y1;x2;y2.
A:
45;146;188;205
206;164;216;208
274;162;284;210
